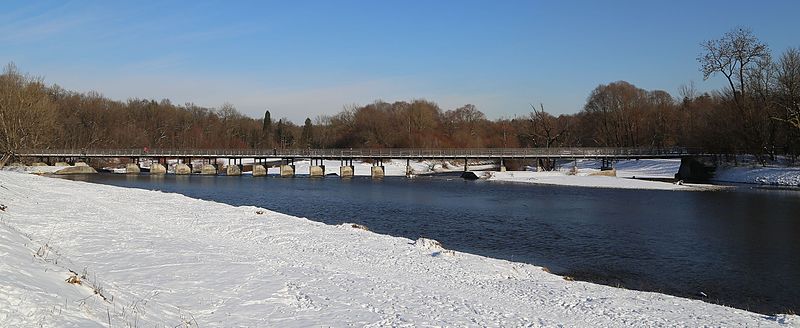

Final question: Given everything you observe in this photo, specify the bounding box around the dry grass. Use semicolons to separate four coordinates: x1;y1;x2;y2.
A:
350;223;370;231
65;274;81;285
562;276;575;281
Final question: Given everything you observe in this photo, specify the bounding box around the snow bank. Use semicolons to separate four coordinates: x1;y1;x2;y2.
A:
0;171;795;326
485;171;709;191
1;165;63;174
485;159;714;191
560;158;800;187
714;166;800;186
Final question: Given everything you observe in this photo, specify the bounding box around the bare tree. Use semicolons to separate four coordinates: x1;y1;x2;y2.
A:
698;27;771;157
529;103;568;148
699;27;769;105
0;63;57;166
776;47;800;131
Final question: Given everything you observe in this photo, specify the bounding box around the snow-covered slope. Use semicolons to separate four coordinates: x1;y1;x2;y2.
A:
715;166;800;186
487;159;710;190
485;171;707;190
0;171;795;326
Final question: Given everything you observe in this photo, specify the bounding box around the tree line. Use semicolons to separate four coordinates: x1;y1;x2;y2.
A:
1;27;798;164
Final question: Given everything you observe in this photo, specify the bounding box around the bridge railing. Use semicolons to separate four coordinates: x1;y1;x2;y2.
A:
17;147;700;158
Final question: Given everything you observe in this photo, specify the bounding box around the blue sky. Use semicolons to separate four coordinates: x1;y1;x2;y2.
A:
2;1;799;122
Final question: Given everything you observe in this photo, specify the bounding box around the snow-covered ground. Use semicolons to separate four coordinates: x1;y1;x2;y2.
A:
0;171;795;327
485;159;713;191
487;158;800;190
715;166;800;186
1;165;63;174
485;171;706;190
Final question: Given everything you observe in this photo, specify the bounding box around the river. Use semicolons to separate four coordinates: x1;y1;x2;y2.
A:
59;173;800;315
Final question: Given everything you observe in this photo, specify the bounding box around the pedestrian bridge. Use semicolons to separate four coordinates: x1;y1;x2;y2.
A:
15;147;707;179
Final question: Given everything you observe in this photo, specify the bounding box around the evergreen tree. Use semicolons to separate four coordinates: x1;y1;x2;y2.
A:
301;117;313;148
262;110;272;147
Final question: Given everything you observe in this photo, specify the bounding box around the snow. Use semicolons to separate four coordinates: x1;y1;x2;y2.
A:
486;171;705;190
1;165;63;174
0;171;795;326
714;166;800;186
485;159;716;191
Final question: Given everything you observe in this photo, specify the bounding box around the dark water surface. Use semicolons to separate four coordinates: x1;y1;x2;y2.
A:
60;173;800;314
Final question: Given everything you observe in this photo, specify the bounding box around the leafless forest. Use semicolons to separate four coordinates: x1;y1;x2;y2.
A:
1;28;798;163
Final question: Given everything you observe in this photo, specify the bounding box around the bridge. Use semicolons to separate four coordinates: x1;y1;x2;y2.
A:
15;147;707;178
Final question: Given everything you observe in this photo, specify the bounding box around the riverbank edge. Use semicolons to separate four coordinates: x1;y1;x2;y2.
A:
0;172;798;324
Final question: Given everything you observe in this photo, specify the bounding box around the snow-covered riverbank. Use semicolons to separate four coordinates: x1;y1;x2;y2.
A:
484;159;713;191
483;159;800;190
0;171;795;327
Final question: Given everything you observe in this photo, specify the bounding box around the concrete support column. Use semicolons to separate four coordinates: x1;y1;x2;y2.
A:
464;158;469;172
371;165;385;178
252;164;267;177
406;159;413;177
226;164;242;176
200;164;217;175
280;164;295;177
340;165;354;178
499;158;507;172
126;163;141;174
175;163;191;175
150;163;167;174
310;165;325;177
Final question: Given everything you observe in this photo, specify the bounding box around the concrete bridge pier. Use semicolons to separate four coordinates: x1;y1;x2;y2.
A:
252;163;267;177
200;159;217;175
280;158;295;177
371;158;385;179
499;158;507;172
340;158;354;178
405;159;413;177
226;158;242;176
464;157;469;172
310;158;325;177
175;162;192;175
200;164;217;175
150;163;167;174
126;163;140;174
226;164;242;176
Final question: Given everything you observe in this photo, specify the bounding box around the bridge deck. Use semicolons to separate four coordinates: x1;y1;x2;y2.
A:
17;148;703;160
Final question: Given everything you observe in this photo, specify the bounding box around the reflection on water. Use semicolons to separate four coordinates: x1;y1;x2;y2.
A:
59;173;800;314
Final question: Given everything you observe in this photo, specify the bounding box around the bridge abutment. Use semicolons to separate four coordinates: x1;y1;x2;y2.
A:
676;156;716;182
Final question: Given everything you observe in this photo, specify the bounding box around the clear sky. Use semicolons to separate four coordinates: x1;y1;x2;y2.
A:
2;1;799;122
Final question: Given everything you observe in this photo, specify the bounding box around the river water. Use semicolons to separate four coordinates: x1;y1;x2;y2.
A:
60;173;800;314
